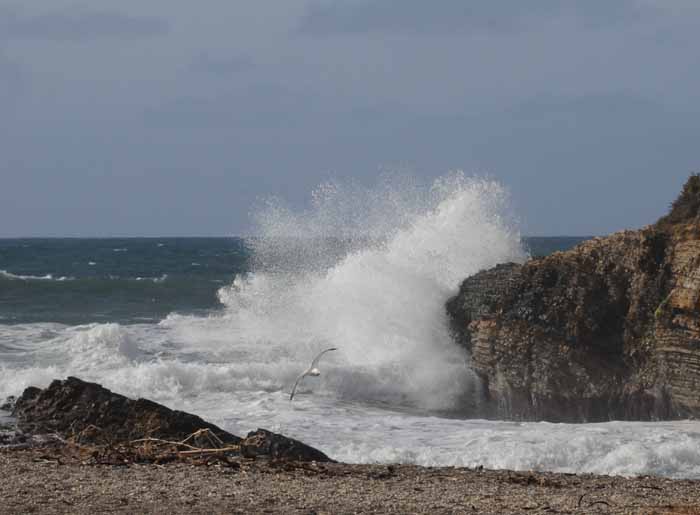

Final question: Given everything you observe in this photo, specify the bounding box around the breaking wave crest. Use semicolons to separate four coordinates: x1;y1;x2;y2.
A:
216;173;526;410
0;270;74;281
1;173;525;411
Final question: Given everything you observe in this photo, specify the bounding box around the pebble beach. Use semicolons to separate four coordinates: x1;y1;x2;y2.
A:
2;449;700;514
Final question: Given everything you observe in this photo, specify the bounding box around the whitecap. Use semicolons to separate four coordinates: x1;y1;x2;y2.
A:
0;270;73;281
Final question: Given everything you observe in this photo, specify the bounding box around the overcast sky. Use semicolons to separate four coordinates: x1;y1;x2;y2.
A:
1;1;699;237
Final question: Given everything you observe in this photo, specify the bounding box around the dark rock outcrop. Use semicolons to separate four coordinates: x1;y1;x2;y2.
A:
240;428;334;462
9;377;335;463
12;377;240;444
447;174;700;422
0;396;16;412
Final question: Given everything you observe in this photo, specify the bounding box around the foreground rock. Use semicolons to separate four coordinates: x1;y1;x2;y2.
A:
240;428;333;462
8;377;332;463
13;377;240;444
448;175;700;421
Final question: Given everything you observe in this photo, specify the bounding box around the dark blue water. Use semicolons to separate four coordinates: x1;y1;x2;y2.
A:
0;238;250;324
0;237;587;325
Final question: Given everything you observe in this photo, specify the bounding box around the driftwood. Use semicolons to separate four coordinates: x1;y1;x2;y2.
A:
46;426;245;466
129;429;240;459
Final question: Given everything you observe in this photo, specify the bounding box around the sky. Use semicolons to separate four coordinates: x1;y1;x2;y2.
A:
0;1;699;237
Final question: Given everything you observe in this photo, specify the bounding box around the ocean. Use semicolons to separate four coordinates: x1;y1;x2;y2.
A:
1;175;699;479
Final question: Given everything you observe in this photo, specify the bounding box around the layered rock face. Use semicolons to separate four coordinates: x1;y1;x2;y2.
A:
447;175;700;422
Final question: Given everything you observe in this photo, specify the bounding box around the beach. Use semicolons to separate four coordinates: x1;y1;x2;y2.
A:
2;449;699;514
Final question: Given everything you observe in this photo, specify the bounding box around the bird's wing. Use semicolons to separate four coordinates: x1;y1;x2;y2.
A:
310;347;338;369
289;372;307;401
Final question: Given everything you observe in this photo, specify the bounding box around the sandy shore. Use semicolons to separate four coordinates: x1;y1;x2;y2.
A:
2;449;699;514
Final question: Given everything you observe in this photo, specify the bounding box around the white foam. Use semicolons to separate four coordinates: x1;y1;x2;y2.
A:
315;416;700;479
134;274;168;283
0;270;73;281
3;325;699;479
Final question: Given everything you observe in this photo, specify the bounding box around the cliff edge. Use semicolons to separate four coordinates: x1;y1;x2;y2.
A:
447;174;700;421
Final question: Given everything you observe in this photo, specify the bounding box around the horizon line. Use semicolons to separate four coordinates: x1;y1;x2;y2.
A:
0;234;598;239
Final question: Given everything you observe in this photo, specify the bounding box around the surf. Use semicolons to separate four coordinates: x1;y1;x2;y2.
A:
5;173;699;478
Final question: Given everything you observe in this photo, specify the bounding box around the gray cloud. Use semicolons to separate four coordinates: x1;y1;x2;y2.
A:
298;0;649;35
143;83;314;128
1;1;698;237
188;53;256;77
0;50;24;103
0;6;168;40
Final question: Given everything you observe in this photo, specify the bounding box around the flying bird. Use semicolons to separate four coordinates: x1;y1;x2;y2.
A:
289;347;338;401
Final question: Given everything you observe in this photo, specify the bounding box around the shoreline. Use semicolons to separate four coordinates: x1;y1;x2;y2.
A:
2;448;699;514
4;376;700;513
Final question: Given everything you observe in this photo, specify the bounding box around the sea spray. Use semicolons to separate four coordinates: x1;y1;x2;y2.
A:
217;172;526;409
1;173;525;411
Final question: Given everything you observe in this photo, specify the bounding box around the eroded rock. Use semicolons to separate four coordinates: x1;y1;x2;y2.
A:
448;174;700;421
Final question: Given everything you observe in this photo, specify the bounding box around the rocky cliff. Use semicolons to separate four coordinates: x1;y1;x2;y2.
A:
447;175;700;422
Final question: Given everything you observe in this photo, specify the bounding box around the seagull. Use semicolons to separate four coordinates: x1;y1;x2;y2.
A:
289;347;337;401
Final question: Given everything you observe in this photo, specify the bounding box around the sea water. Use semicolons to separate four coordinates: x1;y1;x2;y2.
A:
1;173;699;479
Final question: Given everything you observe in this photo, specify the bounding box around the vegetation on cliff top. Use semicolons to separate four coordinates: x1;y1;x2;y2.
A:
657;173;700;227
